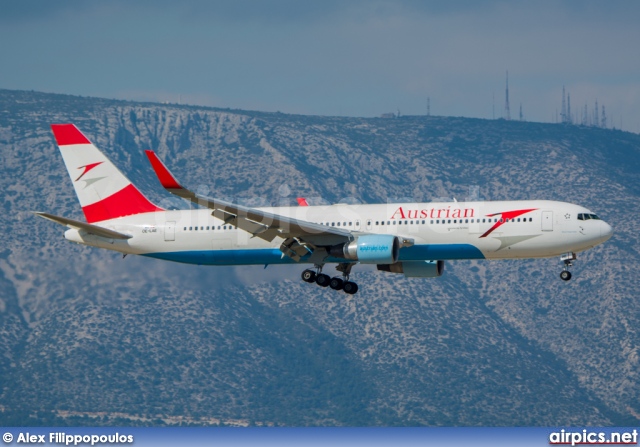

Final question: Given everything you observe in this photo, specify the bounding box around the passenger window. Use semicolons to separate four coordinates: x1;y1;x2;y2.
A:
337;222;340;226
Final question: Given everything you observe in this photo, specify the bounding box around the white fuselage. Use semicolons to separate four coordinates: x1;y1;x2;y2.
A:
64;199;613;266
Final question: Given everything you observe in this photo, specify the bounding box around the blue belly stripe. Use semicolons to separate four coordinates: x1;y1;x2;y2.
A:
399;244;485;261
142;244;485;266
143;248;297;266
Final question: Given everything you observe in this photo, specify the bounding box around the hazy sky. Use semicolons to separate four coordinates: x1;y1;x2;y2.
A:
2;0;639;132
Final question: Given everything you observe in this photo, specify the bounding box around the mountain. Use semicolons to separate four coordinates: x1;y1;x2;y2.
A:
0;89;638;426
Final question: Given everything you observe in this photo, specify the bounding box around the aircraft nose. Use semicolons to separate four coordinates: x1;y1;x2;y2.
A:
600;221;613;241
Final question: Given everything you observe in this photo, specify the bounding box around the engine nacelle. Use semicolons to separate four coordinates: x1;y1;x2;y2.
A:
330;235;400;264
377;260;445;278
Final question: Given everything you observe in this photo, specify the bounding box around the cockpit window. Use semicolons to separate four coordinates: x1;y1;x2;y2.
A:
578;213;601;221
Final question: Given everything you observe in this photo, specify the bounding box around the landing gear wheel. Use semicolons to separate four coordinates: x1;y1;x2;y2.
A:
329;277;344;290
559;252;576;282
315;273;331;287
343;281;359;295
301;269;317;283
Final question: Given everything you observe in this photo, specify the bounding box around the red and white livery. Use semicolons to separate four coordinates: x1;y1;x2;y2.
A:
37;124;613;294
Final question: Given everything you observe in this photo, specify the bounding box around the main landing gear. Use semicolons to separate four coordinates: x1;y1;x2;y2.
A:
560;252;576;281
301;263;359;295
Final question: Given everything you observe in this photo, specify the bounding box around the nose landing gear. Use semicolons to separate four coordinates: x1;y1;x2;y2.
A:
560;252;576;281
301;263;359;294
560;270;572;281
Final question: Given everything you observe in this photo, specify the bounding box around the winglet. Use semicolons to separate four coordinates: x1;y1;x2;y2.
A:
297;197;310;206
144;150;184;190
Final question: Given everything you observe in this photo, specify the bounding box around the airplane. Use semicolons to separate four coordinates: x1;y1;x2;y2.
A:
37;124;613;295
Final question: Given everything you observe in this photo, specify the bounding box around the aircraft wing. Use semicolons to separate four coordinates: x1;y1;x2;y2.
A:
35;212;132;239
145;151;353;260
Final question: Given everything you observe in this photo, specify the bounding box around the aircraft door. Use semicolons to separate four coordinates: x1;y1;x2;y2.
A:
541;211;553;231
164;221;176;241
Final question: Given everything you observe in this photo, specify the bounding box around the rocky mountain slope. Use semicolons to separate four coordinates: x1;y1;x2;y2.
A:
0;89;638;425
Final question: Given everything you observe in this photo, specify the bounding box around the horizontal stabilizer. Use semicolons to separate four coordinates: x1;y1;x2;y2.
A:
35;212;132;239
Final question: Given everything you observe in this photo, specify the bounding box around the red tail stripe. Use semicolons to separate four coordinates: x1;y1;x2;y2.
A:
82;184;163;223
51;124;91;146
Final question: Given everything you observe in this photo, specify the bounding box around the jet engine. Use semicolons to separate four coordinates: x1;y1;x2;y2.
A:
377;260;445;278
329;235;400;264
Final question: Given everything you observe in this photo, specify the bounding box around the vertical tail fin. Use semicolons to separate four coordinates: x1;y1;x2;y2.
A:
51;124;163;223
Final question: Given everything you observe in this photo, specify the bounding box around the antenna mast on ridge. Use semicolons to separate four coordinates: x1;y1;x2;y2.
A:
504;71;511;120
